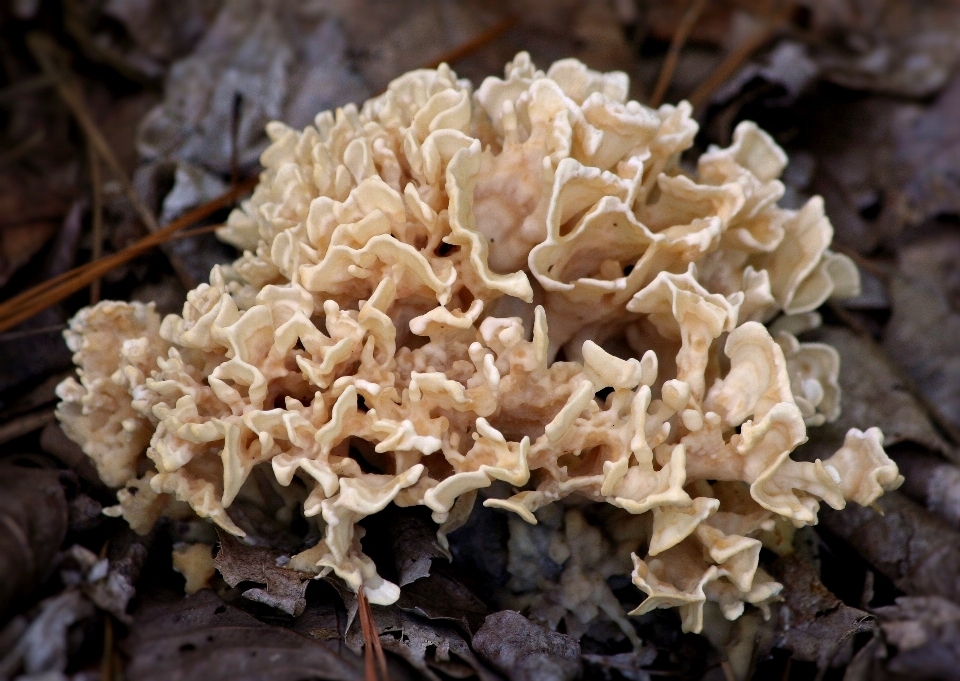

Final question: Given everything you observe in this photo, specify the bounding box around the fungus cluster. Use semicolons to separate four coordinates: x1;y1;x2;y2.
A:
56;54;902;633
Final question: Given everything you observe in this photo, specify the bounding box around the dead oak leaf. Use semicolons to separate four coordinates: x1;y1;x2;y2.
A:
472;610;581;681
798;325;953;462
766;555;875;668
874;595;960;679
214;529;310;617
0;463;68;617
122;589;364;681
883;231;960;435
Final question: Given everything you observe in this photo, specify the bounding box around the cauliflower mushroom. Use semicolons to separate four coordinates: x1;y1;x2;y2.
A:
57;54;901;628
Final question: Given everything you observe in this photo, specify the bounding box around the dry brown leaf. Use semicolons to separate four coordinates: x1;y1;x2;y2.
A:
820;491;960;604
874;596;960;680
472;610;581;681
896;450;960;529
0;462;68;618
389;508;449;588
396;568;489;635
122;589;365;681
813;0;960;98
213;529;310;617
764;554;875;668
884;232;960;433
798;326;953;462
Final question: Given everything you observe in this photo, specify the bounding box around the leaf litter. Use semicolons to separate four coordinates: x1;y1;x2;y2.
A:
7;0;960;679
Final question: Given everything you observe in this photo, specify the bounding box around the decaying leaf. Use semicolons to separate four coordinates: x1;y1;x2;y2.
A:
884;231;960;433
85;528;151;622
874;596;960;680
136;0;369;176
472;610;581;681
892;73;960;224
397;568;489;635
340;600;491;681
214;529;310;617
389;507;450;588
763;554;875;668
799;325;953;461
122;589;365;681
897;449;960;529
806;0;960;98
820;491;960;603
380;610;490;681
103;0;224;67
582;649;657;681
0;589;95;679
0;463;68;618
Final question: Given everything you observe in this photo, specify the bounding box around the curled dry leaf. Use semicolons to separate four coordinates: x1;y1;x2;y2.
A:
805;0;960;98
892;73;960;224
342;601;491;681
84;528;151;622
396;567;489;635
121;589;364;681
472;610;581;681
0;463;68;618
874;596;960;680
389;507;451;587
0;589;94;679
213;529;310;617
763;554;874;668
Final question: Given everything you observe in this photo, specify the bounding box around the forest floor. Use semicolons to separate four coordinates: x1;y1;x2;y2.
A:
3;1;960;680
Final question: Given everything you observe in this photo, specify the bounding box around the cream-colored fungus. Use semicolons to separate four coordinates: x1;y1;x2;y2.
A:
57;53;901;631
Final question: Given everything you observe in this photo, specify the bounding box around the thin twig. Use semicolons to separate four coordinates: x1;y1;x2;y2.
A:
0;324;65;342
357;586;389;681
230;92;243;191
161;223;225;242
649;0;709;107
88;139;103;303
830;243;893;283
62;0;154;85
0;74;54;105
687;3;792;113
0;130;45;166
100;614;114;681
358;586;377;681
26;33;196;290
424;14;519;69
0;177;258;334
0;409;56;446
